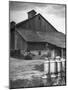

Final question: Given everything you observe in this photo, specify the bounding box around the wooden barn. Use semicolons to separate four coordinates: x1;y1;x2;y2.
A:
10;10;66;59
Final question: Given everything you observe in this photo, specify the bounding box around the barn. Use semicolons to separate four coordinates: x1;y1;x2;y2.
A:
10;10;66;59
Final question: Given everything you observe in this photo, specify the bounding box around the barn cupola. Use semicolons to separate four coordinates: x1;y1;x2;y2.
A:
28;10;37;19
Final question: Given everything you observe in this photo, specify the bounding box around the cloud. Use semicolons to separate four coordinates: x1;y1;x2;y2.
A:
10;1;65;18
9;1;65;34
46;5;66;17
9;1;48;11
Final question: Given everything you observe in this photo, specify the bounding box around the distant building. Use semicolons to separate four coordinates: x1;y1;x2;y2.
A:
10;10;66;58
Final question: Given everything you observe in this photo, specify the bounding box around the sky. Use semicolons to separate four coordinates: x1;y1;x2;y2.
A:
9;1;66;34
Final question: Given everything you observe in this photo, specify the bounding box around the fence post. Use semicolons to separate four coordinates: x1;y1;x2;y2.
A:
65;60;66;84
48;59;50;75
60;61;63;78
55;61;58;77
46;59;53;86
47;58;51;80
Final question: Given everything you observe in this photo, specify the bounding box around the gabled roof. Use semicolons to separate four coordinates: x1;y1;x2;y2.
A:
16;12;66;48
16;28;65;48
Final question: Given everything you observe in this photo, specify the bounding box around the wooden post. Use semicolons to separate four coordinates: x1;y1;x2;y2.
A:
65;60;66;83
48;60;50;74
55;61;58;77
48;58;51;79
47;59;53;86
61;48;63;58
60;61;63;78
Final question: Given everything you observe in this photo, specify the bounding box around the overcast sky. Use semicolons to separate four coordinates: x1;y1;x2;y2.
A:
10;1;66;34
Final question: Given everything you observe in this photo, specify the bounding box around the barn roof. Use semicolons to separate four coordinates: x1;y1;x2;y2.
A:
16;12;66;48
16;28;65;48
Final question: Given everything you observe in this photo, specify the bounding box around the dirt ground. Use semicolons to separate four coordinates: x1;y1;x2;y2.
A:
9;57;45;81
9;57;66;89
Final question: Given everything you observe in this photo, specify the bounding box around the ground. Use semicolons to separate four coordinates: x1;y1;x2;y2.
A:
9;57;66;89
9;57;45;81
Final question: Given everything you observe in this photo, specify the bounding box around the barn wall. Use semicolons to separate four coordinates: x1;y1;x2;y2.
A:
10;29;15;50
39;15;57;32
49;45;61;58
17;14;57;32
28;42;61;58
15;31;27;51
63;48;66;58
27;42;46;50
19;16;40;31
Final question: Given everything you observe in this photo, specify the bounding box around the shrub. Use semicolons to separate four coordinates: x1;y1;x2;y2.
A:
40;54;48;59
24;55;32;60
10;50;25;59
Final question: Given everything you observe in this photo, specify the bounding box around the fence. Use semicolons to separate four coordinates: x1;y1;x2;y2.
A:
43;58;66;78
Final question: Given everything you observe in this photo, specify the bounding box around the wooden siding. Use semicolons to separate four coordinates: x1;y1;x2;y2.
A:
19;15;40;31
10;29;15;50
27;42;46;50
27;42;62;58
14;31;65;58
15;31;27;50
17;14;58;32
